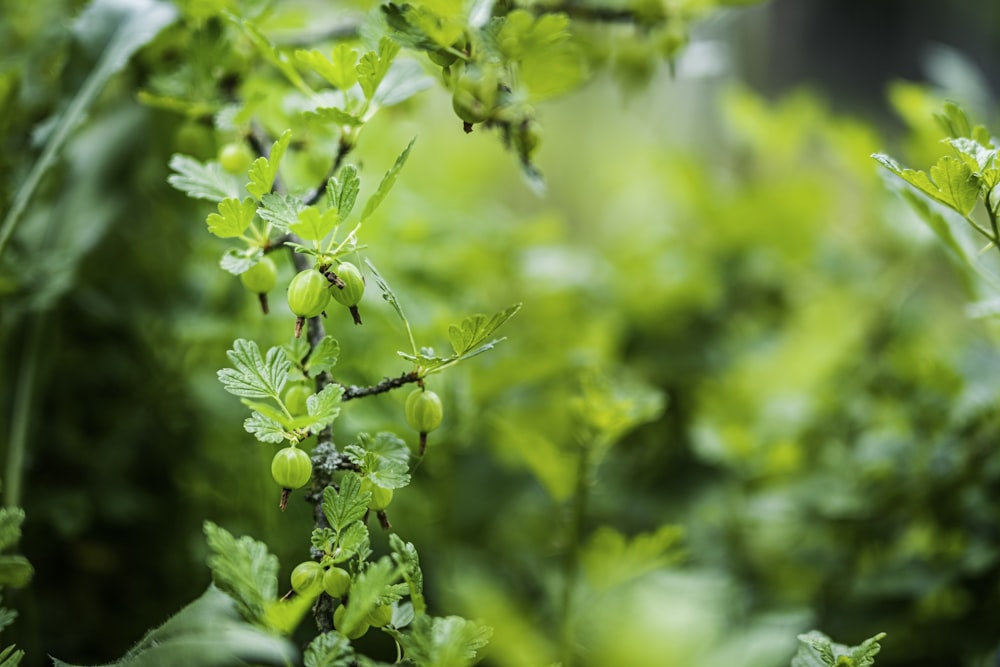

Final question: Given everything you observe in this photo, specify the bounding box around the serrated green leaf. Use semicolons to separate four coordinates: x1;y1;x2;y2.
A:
220;247;260;276
399;615;492;667
203;522;279;626
241;400;293;428
330;166;361;221
0;643;24;667
304;631;355;667
305;107;364;127
264;591;314;636
244;413;287;444
51;585;297;667
344;433;411;489
0;509;25;552
323;474;370;532
297;383;345;432
331;521;370;564
258;193;305;231
331;44;360;90
929;156;981;216
580;525;684;592
872;153;980;217
0;557;32;588
290;207;339;242
247;131;292;199
306;336;341;375
206;197;257;238
495;10;585;100
358;38;401;100
295;49;347;89
360;138;415;222
791;631;886;667
390;534;425;615
935;100;972;138
336;558;402;636
448;303;522;355
168;154;245;202
218;339;290;399
311;527;337;553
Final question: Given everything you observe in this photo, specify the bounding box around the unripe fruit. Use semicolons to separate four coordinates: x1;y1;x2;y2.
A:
360;477;393;511
288;269;331;337
452;68;498;126
283;384;312;416
406;389;443;454
290;561;324;596
322;566;351;598
366;604;393;628
329;261;365;325
334;604;369;639
271;447;312;490
218;141;255;174
174;121;215;159
240;257;277;293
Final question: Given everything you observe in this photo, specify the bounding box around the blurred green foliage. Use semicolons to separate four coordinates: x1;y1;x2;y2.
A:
3;0;1000;666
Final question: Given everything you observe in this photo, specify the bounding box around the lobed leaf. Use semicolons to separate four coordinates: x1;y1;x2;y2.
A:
258;193;305;231
243;412;288;444
448;303;522;355
304;107;364;127
218;339;290;399
299;383;345;433
305;336;341;375
398;615;492;667
331;521;371;564
0;557;32;588
0;509;25;552
390;534;425;615
304;631;355;667
206;197;257;238
872;153;980;217
791;631;886;667
290;207;339;241
168;155;245;202
323;473;370;533
358;38;402;100
329;166;361;221
247;130;292;199
203;522;279;626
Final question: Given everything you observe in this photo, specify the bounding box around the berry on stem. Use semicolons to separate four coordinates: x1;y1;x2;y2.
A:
290;561;324;597
405;388;443;455
287;268;331;338
240;256;277;314
328;261;365;325
271;446;312;510
322;566;351;598
334;604;369;639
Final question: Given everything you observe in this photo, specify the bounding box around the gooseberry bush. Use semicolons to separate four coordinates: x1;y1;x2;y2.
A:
0;0;900;665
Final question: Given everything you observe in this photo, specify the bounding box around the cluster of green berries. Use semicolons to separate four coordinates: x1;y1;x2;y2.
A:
288;560;393;638
287;262;365;337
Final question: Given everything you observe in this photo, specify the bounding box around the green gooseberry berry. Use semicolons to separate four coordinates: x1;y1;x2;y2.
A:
329;261;365;325
288;269;331;337
218;141;255;175
322;566;351;598
334;604;369;639
283;383;312;416
405;388;443;454
360;477;393;511
290;561;324;596
271;446;312;490
366;604;394;628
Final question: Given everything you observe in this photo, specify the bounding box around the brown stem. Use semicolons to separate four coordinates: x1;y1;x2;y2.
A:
348;305;362;325
341;371;421;401
257;293;269;315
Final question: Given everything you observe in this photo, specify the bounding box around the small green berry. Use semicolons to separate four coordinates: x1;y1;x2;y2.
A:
329;261;365;325
366;604;393;628
288;269;331;337
360;477;393;511
322;566;351;598
334;604;369;639
283;384;312;416
218;141;255;175
271;447;311;490
240;257;277;294
290;561;324;596
406;389;443;454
